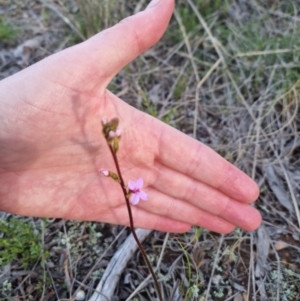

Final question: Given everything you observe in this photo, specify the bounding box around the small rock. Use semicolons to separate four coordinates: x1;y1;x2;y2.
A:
75;290;86;301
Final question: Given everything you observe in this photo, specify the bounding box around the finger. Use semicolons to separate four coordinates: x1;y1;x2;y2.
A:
129;188;236;234
12;0;174;97
30;0;174;92
96;205;191;233
149;161;262;230
139;187;260;232
155;122;260;203
85;0;174;79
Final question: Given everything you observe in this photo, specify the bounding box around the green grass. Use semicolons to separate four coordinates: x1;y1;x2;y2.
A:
72;0;124;40
0;18;17;43
166;0;230;44
0;217;48;268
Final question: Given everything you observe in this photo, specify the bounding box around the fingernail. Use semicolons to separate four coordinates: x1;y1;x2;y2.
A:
147;0;162;9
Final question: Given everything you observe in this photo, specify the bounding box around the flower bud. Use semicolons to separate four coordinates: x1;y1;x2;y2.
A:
100;168;109;176
101;117;108;125
108;130;116;138
115;128;122;137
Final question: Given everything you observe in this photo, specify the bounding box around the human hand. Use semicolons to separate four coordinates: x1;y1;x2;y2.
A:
0;0;261;233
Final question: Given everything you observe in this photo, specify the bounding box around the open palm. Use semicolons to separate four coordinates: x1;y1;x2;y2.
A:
0;0;261;234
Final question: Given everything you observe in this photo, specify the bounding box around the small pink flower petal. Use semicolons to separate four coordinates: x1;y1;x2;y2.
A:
128;180;137;191
138;191;148;201
136;178;143;189
100;168;109;176
130;193;140;205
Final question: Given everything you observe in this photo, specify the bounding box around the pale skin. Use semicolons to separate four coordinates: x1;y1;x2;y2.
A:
0;0;262;234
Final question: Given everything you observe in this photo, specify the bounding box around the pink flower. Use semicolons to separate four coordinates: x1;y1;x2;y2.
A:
128;178;148;205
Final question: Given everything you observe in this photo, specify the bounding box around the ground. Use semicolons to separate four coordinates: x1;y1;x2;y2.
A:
0;0;300;300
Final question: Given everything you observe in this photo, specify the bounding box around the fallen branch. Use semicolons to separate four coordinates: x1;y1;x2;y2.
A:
88;228;152;301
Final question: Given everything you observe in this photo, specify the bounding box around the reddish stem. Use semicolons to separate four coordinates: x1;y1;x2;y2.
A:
108;144;163;301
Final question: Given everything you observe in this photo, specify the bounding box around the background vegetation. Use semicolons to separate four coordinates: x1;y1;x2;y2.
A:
1;0;300;300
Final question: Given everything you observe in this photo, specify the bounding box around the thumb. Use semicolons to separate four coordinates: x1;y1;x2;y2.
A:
15;0;174;95
85;0;175;79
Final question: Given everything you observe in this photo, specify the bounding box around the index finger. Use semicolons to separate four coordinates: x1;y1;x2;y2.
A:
156;124;259;203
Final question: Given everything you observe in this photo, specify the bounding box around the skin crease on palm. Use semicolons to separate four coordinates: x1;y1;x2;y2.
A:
0;0;262;234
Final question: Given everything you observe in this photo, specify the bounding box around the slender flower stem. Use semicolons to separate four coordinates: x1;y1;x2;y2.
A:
108;144;163;301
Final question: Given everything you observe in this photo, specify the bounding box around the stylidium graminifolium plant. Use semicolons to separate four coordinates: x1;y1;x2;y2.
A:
100;117;163;301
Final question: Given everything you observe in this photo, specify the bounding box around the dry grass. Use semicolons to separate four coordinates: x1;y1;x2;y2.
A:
1;0;300;300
